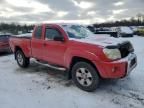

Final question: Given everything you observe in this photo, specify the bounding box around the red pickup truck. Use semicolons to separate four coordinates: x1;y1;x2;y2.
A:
9;24;137;91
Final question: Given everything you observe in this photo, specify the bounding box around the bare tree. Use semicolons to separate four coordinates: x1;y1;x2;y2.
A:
137;13;143;23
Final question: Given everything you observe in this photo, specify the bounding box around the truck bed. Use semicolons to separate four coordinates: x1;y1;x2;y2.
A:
11;36;31;39
9;35;32;57
12;33;32;39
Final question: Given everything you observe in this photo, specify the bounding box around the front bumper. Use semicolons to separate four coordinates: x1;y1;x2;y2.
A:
93;53;137;78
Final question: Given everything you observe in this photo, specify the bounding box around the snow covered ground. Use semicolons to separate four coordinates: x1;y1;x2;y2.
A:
0;36;144;108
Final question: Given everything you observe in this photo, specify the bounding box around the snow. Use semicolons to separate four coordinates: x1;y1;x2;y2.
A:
0;35;144;108
15;33;32;37
120;26;133;34
69;35;123;47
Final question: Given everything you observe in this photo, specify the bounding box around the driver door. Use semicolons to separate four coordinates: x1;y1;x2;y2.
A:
43;27;67;66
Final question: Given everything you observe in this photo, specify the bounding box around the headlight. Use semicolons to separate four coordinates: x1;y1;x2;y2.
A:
103;48;121;60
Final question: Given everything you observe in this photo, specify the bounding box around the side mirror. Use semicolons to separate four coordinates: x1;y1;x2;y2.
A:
53;36;64;42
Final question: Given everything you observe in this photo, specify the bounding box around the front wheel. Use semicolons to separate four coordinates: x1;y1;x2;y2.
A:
15;50;29;68
72;62;100;92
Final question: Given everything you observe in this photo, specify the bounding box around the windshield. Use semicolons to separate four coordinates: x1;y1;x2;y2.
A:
62;25;94;39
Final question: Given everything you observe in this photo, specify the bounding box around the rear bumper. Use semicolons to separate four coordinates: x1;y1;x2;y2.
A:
93;53;137;79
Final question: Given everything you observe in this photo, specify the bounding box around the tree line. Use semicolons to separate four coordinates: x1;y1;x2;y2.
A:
0;14;144;34
0;23;34;35
93;19;144;28
93;13;144;28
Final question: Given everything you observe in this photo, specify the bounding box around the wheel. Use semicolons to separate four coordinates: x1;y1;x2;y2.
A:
15;50;29;68
72;62;99;92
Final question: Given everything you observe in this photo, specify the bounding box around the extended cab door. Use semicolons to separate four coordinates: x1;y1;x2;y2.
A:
43;26;67;66
31;26;45;60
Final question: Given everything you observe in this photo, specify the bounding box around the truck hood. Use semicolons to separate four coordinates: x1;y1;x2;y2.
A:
69;35;123;47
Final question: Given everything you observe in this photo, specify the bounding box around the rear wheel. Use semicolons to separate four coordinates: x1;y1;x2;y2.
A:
72;62;99;92
16;50;29;68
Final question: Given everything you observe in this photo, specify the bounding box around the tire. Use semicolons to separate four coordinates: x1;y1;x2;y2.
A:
72;62;99;92
15;50;29;68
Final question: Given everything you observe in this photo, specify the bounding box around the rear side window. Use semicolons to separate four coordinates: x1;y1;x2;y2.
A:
45;28;61;40
34;26;42;39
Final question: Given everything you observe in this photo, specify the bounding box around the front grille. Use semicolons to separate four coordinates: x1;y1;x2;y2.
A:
119;41;134;58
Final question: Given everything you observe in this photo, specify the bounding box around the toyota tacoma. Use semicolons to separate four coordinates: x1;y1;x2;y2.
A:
9;24;137;91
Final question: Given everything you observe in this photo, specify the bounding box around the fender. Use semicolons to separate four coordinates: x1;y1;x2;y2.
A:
64;48;100;68
13;42;31;58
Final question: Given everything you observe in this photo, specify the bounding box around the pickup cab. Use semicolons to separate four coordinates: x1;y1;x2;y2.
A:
9;23;137;91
